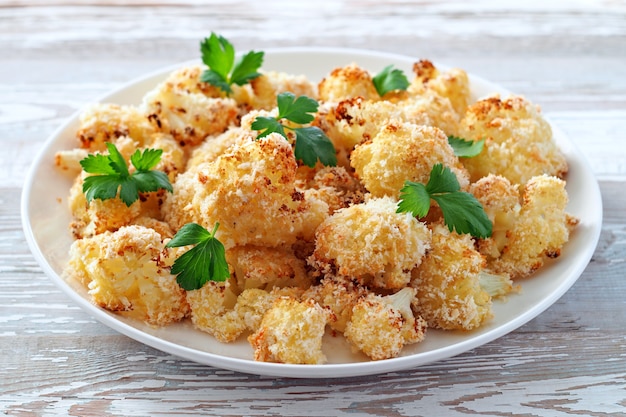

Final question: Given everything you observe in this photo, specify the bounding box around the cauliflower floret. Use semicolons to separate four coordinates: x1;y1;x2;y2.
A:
298;166;366;214
54;148;89;176
163;132;328;248
75;103;156;151
141;77;239;147
351;122;469;198
478;174;578;279
160;65;224;98
66;225;189;326
248;297;333;364
68;175;141;239
310;196;431;289
344;287;427;360
226;245;313;291
318;64;379;103
247;71;317;110
186;127;249;170
303;275;368;333
185;280;246;343
458;95;568;185
409;59;471;118
411;223;493;331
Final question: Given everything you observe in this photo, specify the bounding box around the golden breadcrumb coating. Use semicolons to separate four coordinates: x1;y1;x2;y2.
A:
411;223;492;331
66;225;189;326
185;280;246;343
409;59;471;118
351;122;469;198
299;166;367;214
75;103;156;151
248;297;333;364
160;65;224;98
488;175;577;279
248;71;318;110
459;95;568;184
185;127;248;170
303;276;368;333
141;75;239;147
68;175;141;239
344;287;427;360
318;64;379;102
163;132;328;248
310;196;431;289
226;245;313;291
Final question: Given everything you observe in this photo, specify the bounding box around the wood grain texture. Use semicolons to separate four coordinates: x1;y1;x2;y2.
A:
1;1;625;416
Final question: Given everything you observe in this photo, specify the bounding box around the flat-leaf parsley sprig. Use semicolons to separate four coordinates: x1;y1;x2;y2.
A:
165;223;230;291
448;135;485;158
80;142;173;207
397;163;492;238
372;65;410;97
200;32;264;94
251;92;337;168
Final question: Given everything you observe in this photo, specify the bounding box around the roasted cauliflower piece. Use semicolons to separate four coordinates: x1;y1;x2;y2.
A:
472;174;577;279
409;59;471;118
248;71;318;110
163;132;328;248
310;196;431;289
458;95;568;185
318;64;379;103
351;122;469;198
66;225;189;326
141;74;239;147
226;245;314;291
344;287;427;360
248;297;333;364
303;275;368;333
75;103;156;151
411;223;493;331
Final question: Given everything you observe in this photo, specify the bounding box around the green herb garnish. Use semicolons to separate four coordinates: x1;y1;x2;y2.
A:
165;223;230;291
251;92;337;168
372;65;410;97
80;142;172;207
200;32;264;94
397;164;492;238
448;135;485;158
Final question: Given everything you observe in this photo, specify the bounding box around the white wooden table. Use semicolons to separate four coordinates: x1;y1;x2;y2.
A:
2;1;625;415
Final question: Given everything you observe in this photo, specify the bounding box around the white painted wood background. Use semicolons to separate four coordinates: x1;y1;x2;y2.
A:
1;0;625;415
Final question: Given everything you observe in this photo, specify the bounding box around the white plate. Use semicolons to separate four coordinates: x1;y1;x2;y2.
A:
21;47;603;378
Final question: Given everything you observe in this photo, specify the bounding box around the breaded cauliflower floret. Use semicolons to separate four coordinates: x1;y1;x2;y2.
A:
226;245;313;291
248;297;333;364
409;59;471;118
141;77;239;147
163;132;328;248
68;175;141;239
54;148;90;176
459;95;568;185
303;275;368;333
411;223;493;331
318;64;379;103
186;127;249;170
344;287;427;361
310;197;431;289
160;65;224;98
351;122;469;198
475;175;577;279
248;71;317;110
299;166;366;214
75;103;156;151
326;93;462;154
66;225;189;326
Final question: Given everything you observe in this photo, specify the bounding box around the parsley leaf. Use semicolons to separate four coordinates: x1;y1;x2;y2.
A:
165;223;230;291
448;135;485;158
372;64;410;97
200;33;264;94
80;142;173;207
251;92;337;168
397;163;492;238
